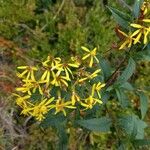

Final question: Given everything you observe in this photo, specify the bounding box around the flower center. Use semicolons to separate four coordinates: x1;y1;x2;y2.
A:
90;50;96;56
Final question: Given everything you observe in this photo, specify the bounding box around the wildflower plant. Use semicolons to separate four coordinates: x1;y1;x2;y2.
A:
13;0;150;149
14;47;105;121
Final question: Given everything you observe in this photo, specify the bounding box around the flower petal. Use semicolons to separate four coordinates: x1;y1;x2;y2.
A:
143;19;150;23
81;46;90;52
130;24;142;28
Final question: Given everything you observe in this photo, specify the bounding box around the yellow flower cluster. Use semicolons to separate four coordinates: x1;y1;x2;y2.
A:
14;47;105;121
118;1;150;50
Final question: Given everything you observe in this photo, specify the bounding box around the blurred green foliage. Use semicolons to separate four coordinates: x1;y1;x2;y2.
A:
0;0;116;59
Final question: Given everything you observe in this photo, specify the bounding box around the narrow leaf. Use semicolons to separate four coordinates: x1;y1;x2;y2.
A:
117;58;136;83
107;7;130;29
58;126;68;150
138;91;148;119
115;88;129;107
120;82;134;91
99;58;112;80
133;0;144;18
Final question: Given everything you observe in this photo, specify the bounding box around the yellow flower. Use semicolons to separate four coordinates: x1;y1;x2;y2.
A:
78;69;101;83
21;103;34;116
13;93;31;108
57;63;75;81
51;71;69;87
31;97;54;121
68;62;80;68
95;82;105;90
71;90;80;105
17;66;37;80
51;57;62;68
143;19;150;23
118;29;135;50
42;55;61;68
43;55;63;72
141;1;150;15
80;84;103;109
71;56;81;66
89;69;101;79
131;23;150;44
41;69;51;87
16;86;32;95
25;79;47;95
94;82;105;99
51;60;63;73
81;46;99;67
41;57;64;87
42;56;63;76
16;79;47;95
62;62;79;79
50;97;76;116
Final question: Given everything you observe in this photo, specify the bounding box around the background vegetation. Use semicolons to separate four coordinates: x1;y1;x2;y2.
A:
0;0;150;149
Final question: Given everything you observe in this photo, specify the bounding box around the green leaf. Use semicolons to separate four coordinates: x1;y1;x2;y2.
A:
57;125;68;150
134;50;150;61
117;58;136;83
118;142;126;150
133;0;144;18
101;90;110;104
40;113;68;149
99;58;112;80
141;55;150;61
115;88;129;107
135;54;150;61
120;82;134;91
133;139;150;146
107;6;130;29
40;113;66;128
77;117;112;132
40;112;68;150
119;114;147;139
138;92;148;119
108;6;131;21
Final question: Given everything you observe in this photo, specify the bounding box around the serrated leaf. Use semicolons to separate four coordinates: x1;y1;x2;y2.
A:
133;0;144;18
117;58;136;83
115;88;129;107
138;92;148;119
119;114;147;139
77;117;112;132
107;6;130;29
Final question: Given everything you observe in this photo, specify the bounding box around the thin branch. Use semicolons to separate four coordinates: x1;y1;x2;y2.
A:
53;0;66;20
41;0;65;31
15;23;37;35
105;56;126;88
